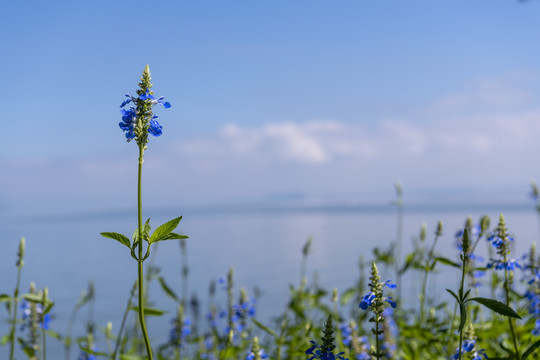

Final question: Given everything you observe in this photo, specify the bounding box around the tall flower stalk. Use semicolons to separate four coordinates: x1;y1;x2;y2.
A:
392;181;403;298
8;237;24;360
448;223;521;360
102;65;187;360
419;220;443;323
487;215;521;360
359;262;397;360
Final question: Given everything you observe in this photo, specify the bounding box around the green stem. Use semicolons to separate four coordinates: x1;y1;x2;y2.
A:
457;329;463;360
447;301;458;358
456;250;468;360
9;265;22;360
420;233;441;324
536;206;540;242
395;202;403;299
374;317;380;360
42;318;47;360
504;268;520;360
64;306;78;360
112;282;136;360
137;145;153;360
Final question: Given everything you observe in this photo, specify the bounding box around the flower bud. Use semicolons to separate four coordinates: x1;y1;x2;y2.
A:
436;220;443;237
17;237;25;268
419;223;427;243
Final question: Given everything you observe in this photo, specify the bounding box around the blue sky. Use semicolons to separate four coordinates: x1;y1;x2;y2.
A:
2;0;540;214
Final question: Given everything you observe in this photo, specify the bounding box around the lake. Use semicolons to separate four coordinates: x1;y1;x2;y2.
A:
1;201;537;358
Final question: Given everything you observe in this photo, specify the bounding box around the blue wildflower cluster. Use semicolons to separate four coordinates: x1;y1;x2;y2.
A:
118;65;171;143
246;337;268;360
486;215;522;272
451;339;487;360
358;263;397;359
20;300;50;331
525;268;540;335
169;315;191;347
217;273;256;335
246;349;268;360
339;322;370;360
19;295;52;357
306;341;348;360
199;335;217;360
306;316;349;360
234;297;256;321
455;224;481;242
487;258;521;271
359;280;397;310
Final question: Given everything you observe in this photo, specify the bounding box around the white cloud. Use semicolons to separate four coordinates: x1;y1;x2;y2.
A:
4;76;540;213
174;107;540;168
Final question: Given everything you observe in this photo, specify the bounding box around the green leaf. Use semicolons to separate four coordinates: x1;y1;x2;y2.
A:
150;216;183;244
458;302;467;333
45;329;62;340
463;288;471;301
522;338;540;359
157;276;179;302
158;232;189;242
499;341;515;356
120;355;147;360
0;334;10;346
400;253;416;274
79;344;109;357
22;293;52;306
252;318;277;338
132;219;151;242
131;240;140;260
43;301;54;315
130;306;168;316
340;288;356;305
468;297;521;319
0;294;11;303
101;232;131;249
446;289;459;302
435;257;461;268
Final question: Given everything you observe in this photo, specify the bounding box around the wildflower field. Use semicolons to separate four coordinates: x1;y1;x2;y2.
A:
3;67;540;360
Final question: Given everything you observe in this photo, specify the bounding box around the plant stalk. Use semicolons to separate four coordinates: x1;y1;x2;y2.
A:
9;263;22;360
504;269;520;360
137;145;153;360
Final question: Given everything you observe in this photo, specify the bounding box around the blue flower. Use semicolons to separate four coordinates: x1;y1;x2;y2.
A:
340;323;353;346
533;319;540;336
138;89;172;108
452;339;488;360
119;107;137;140
148;118;162;137
217;277;227;289
306;340;319;355
455;225;481;240
246;349;268;360
120;94;132;108
119;68;171;142
359;292;375;310
169;316;191;346
385;297;397;308
234;298;256;319
487;233;514;249
78;346;98;360
487;258;521;271
20;301;50;331
306;341;348;360
382;308;398;336
359;291;397;310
